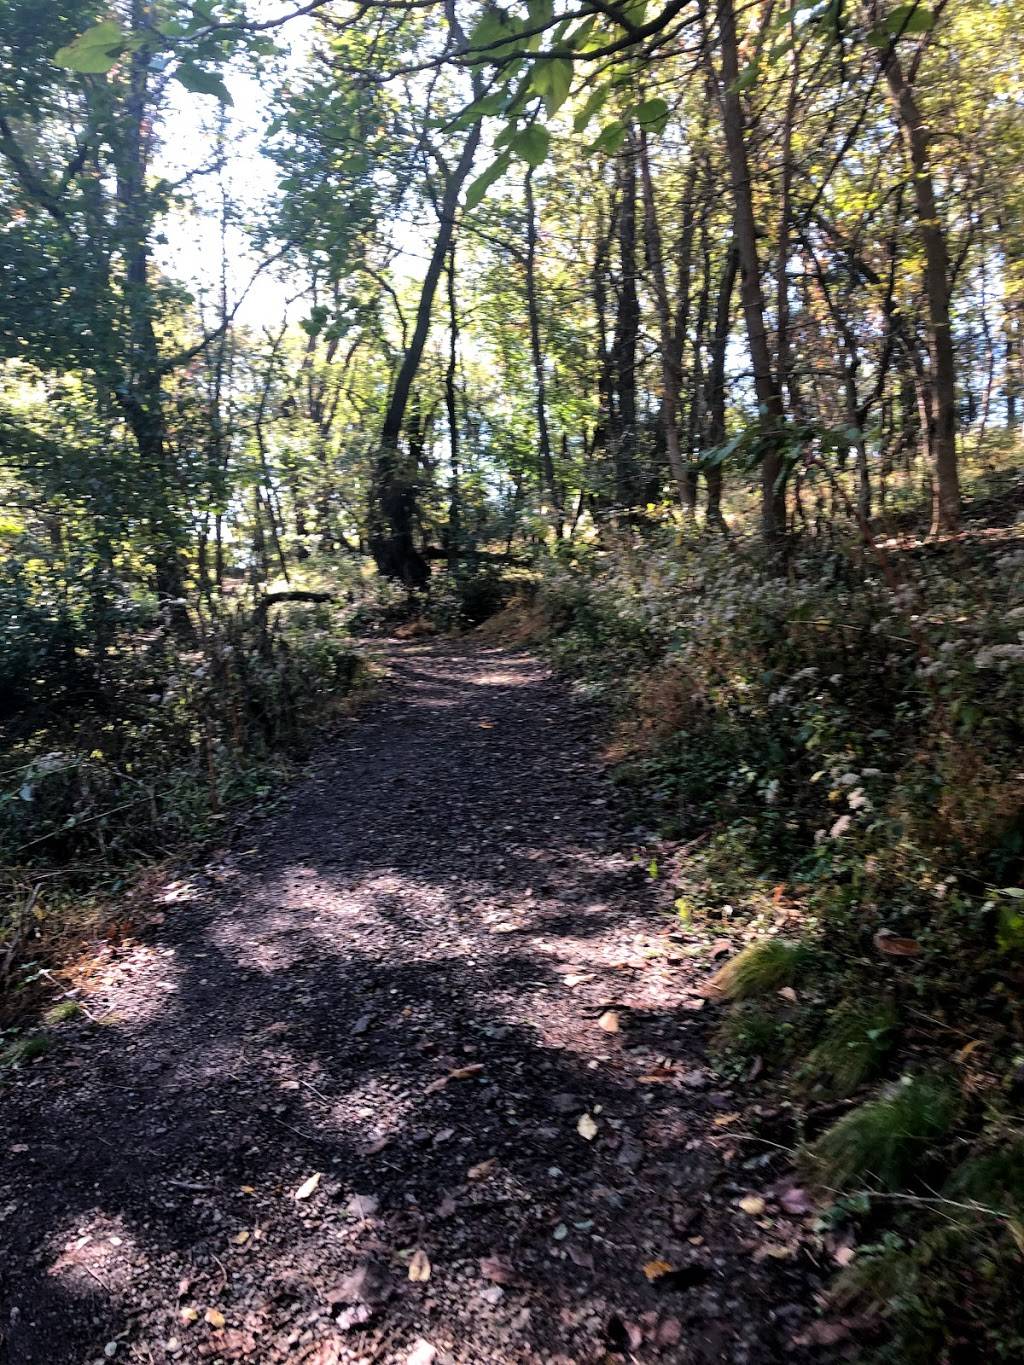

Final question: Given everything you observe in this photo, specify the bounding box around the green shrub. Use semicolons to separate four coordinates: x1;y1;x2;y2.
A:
801;997;899;1098
807;1075;960;1191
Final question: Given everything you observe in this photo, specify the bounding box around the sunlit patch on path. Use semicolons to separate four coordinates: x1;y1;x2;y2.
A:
0;641;821;1364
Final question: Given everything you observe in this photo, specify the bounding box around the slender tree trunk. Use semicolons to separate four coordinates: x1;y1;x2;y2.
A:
524;168;563;536
714;0;788;544
611;136;642;512
705;241;739;527
444;244;462;568
880;44;961;534
638;131;690;509
369;122;482;585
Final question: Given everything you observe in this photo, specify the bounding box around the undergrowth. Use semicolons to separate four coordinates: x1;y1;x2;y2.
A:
0;582;368;1021
529;495;1024;1358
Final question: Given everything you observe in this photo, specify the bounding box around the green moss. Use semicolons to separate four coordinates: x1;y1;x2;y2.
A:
43;999;82;1025
714;1001;793;1063
1;1033;52;1065
710;938;811;1000
801;997;899;1098
807;1074;960;1191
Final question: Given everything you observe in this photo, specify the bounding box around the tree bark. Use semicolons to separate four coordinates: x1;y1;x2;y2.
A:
524;168;563;536
714;0;788;544
368;121;482;586
880;43;960;534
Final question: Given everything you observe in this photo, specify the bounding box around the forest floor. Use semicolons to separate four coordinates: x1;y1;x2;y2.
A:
0;640;830;1365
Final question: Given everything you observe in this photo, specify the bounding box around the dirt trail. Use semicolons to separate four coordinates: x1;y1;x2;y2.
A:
0;641;822;1365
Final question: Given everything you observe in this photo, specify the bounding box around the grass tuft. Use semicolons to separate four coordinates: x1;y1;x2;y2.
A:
806;1074;960;1191
1;1032;52;1066
801;997;899;1098
709;938;810;1000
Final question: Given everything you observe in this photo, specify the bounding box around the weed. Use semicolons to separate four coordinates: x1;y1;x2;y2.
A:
806;1074;960;1191
710;938;811;1000
801;997;899;1098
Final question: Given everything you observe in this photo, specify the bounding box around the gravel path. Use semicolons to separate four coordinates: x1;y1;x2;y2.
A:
0;641;824;1365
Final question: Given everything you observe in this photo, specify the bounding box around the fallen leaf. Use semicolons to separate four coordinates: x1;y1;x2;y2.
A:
778;986;798;1003
180;1307;199;1324
447;1063;484;1081
778;1185;814;1215
346;1193;379;1218
479;1254;517;1285
738;1195;766;1216
643;1258;674;1281
834;1245;856;1267
657;1317;682;1346
597;1010;620;1034
407;1341;438;1365
467;1158;497;1181
230;1230;250;1245
203;1308;225;1329
563;973;592;987
873;930;923;957
955;1039;983;1063
294;1172;322;1201
577;1113;598;1141
712;1112;741;1127
408;1248;431;1282
709;939;732;959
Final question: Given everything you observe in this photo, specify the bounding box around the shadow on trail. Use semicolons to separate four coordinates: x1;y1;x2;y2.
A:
0;642;817;1365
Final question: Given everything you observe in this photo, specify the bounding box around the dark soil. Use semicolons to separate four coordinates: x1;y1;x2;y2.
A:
0;641;830;1365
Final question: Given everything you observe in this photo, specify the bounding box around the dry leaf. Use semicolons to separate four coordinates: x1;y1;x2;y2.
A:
230;1230;250;1245
408;1248;431;1282
468;1158;497;1181
479;1254;516;1285
294;1172;321;1201
180;1307;198;1324
643;1258;673;1281
873;930;923;957
597;1010;620;1033
834;1245;856;1267
447;1063;484;1081
407;1341;438;1365
563;973;592;987
738;1195;766;1216
203;1308;225;1329
712;1112;741;1127
346;1193;379;1218
577;1113;598;1141
778;986;798;1003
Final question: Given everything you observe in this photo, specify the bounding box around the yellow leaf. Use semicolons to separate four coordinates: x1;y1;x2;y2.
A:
597;1010;620;1033
180;1307;198;1324
408;1248;431;1282
203;1308;225;1329
231;1230;250;1245
294;1171;321;1200
643;1258;673;1281
577;1112;598;1141
713;1112;741;1127
738;1195;766;1216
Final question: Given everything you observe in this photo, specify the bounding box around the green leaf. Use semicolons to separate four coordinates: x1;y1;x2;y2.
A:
884;4;936;34
527;0;554;26
54;20;126;74
464;151;512;210
573;86;609;133
634;97;670;133
530;57;573;116
589;120;627;154
511;124;550;167
731;61;760;92
174;62;233;104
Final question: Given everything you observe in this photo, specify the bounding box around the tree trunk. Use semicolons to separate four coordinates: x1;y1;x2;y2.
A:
638;131;690;510
368;121;482;585
705;241;739;527
524;168;563;536
611;136;643;512
714;0;788;544
881;44;960;534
